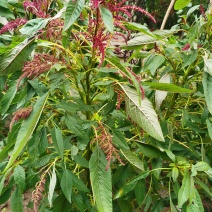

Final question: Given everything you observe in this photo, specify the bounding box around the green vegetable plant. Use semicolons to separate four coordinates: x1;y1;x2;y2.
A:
0;0;212;211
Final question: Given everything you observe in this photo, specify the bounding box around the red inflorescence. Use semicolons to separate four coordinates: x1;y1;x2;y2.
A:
0;18;28;34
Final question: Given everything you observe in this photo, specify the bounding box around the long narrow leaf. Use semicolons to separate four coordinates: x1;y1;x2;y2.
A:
89;146;112;212
3;93;49;173
64;0;85;31
121;85;164;141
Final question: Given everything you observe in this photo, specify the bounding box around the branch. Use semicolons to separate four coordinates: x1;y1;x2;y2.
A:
160;0;176;30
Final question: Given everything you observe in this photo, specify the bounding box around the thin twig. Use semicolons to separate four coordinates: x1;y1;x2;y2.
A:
160;0;176;30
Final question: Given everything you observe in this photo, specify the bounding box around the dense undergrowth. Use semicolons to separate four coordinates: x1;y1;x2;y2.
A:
0;0;212;211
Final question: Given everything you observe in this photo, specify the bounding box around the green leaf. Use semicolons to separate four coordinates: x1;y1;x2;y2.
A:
174;0;191;10
124;22;155;37
186;203;200;212
172;167;179;182
182;50;198;68
0;80;17;115
112;130;129;150
194;177;212;197
3;93;49;173
61;169;73;203
121;149;144;170
143;54;165;75
193;189;204;212
114;181;137;199
194;161;210;172
135;180;146;205
137;143;161;158
0;37;36;75
206;119;212;140
89;146;112;212
70;172;89;192
121;85;164;141
178;169;191;208
202;72;212;114
14;165;25;191
142;82;193;93
48;166;57;208
10;187;23;212
64;0;85;31
73;155;89;168
126;29;177;47
51;127;64;159
19;18;50;35
100;6;113;32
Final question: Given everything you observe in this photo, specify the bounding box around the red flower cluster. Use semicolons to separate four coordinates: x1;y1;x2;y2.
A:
9;106;33;131
0;18;27;35
182;44;190;51
17;53;64;87
23;0;49;18
92;123;124;170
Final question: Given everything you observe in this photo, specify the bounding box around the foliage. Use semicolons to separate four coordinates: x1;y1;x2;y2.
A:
0;0;212;212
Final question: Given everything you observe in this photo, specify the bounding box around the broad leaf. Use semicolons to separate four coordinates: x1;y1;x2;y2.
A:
19;18;50;35
64;0;85;31
0;37;36;75
174;0;191;10
3;93;49;173
178;169;191;208
121;85;164;141
61;169;73;203
14;165;25;191
202;72;212;114
70;172;89;192
121;149;144;170
51;127;64;159
100;6;113;32
10;187;23;212
89;146;112;212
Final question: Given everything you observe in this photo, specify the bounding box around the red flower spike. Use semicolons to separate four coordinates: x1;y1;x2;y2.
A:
0;18;27;34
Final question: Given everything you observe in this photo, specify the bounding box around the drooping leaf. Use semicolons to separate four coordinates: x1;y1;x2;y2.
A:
64;0;85;31
178;169;191;208
19;18;50;35
202;72;212;114
10;187;23;212
143;82;193;93
48;166;57;208
0;80;17;115
51;127;64;159
61;169;73;203
112;130;129;150
0;37;36;75
121;85;164;141
89;146;112;212
3;92;49;173
14;165;26;191
174;0;191;10
100;6;113;32
121;149;144;170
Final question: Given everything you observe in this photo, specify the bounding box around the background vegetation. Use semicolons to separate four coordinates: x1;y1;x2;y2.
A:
0;0;212;211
